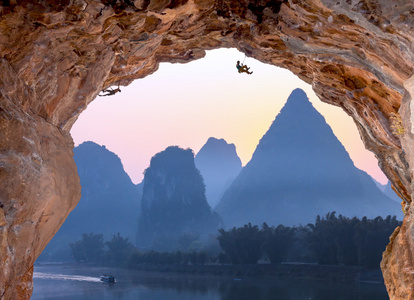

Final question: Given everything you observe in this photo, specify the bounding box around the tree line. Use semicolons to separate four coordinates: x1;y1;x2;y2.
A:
217;213;400;268
70;232;217;267
70;212;401;268
306;213;400;267
70;233;135;266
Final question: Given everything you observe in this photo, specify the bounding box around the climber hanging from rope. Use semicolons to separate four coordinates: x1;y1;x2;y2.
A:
99;82;121;97
236;59;253;75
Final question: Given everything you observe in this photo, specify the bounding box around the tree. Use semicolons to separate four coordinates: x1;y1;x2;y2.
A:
262;223;296;264
70;233;104;262
104;233;134;266
354;215;400;267
305;213;401;267
217;223;262;264
334;215;359;266
305;212;339;265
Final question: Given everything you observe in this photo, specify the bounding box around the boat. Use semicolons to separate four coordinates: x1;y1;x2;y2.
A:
100;274;115;283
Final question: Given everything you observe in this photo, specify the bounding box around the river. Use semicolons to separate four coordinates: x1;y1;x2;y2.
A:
31;264;389;300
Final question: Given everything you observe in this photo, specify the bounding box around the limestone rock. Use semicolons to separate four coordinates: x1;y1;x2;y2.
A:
137;146;221;251
215;88;403;228
0;0;414;298
40;141;141;261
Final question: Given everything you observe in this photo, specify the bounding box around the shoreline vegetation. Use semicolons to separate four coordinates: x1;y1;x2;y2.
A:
39;212;399;286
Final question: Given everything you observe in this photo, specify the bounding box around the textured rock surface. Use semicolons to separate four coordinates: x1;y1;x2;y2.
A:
0;0;413;299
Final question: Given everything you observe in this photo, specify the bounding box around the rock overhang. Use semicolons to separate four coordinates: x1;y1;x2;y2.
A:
0;0;414;299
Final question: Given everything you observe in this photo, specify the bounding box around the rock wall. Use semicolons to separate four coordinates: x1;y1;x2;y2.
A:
0;0;413;299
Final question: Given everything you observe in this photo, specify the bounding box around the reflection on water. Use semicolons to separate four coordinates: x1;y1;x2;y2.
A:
32;264;389;300
34;272;101;283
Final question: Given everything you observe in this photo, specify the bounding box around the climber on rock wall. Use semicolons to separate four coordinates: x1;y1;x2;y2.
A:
236;60;253;74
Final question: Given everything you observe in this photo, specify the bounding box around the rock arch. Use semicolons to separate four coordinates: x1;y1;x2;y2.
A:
0;0;413;299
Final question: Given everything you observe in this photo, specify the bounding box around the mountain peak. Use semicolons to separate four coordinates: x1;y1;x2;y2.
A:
215;89;401;227
251;88;352;167
207;137;227;144
286;88;310;104
199;137;238;156
138;146;221;250
280;88;318;118
195;138;242;208
41;141;141;261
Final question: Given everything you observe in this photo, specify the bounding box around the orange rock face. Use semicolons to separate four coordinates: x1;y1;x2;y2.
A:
0;0;413;299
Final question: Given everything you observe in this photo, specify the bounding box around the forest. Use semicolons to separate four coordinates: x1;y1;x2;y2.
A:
70;212;401;269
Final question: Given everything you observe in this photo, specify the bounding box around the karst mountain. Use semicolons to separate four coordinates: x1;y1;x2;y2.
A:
137;146;222;251
39;141;141;260
215;89;402;228
195;137;242;208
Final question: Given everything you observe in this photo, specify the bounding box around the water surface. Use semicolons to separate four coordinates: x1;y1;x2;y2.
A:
32;264;389;300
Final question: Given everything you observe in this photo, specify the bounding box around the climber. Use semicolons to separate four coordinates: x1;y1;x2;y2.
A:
236;60;253;75
99;85;121;97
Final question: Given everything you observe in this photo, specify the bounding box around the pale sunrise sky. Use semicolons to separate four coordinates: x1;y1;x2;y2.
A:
70;48;388;185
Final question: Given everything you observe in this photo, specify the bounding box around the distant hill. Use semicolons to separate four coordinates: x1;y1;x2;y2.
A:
384;181;402;203
370;176;386;192
195;137;242;208
39;142;141;261
215;89;402;228
137;146;222;251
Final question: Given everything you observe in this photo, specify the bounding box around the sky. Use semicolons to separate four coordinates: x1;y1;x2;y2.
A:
70;48;388;185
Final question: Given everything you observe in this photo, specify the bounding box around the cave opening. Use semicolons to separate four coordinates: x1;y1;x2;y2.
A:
30;48;402;299
1;1;413;298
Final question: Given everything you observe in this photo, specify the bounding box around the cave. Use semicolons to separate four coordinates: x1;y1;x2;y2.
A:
0;0;413;299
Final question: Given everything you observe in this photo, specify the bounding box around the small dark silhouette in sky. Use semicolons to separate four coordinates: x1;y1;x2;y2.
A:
236;60;253;74
99;84;121;97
